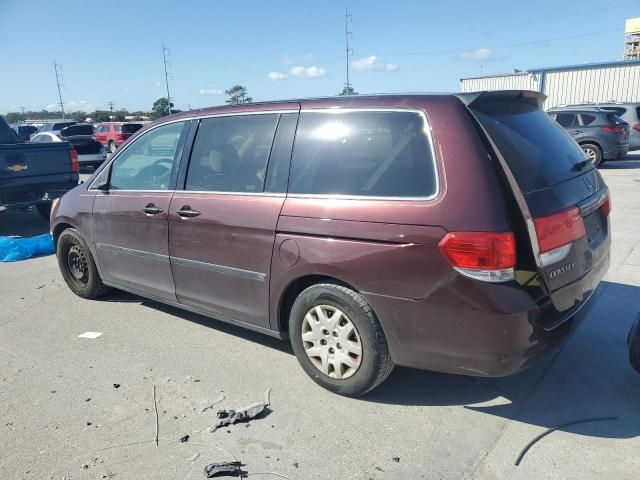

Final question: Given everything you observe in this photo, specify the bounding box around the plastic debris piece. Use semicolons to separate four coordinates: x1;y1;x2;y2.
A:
208;389;271;432
78;332;103;339
189;452;201;462
179;434;190;443
113;384;121;389
204;461;245;478
0;234;55;262
202;395;225;412
392;457;400;463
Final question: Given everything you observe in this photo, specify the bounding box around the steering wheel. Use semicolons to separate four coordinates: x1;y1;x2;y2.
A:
136;160;172;189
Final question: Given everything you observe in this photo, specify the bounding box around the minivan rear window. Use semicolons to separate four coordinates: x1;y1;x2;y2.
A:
471;102;592;194
289;111;437;198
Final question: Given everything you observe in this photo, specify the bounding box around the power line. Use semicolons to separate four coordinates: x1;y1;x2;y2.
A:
107;101;115;119
53;61;65;119
162;44;173;114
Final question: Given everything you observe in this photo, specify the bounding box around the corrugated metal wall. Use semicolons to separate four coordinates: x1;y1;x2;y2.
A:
460;63;640;109
544;64;640;107
460;73;539;92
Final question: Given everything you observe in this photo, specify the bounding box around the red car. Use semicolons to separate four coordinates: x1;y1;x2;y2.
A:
94;122;143;153
51;92;610;396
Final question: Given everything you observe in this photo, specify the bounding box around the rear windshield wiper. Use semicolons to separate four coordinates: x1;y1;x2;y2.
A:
572;159;591;171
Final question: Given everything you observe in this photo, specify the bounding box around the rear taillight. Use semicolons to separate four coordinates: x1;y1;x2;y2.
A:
70;147;79;173
534;206;585;266
438;232;516;283
633;123;640;133
600;195;611;216
601;125;624;133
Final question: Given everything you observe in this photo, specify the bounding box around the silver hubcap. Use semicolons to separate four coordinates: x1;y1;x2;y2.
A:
301;305;362;379
583;147;597;162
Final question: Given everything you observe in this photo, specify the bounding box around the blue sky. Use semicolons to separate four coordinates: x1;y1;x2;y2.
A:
0;0;638;114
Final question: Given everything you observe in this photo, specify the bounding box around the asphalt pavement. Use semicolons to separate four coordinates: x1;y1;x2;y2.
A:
1;158;639;479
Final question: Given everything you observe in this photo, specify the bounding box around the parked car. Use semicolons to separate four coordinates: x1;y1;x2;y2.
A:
559;102;640;152
547;107;629;166
0;115;79;219
11;124;38;142
39;121;77;136
51;91;611;396
31;124;107;168
94;122;144;153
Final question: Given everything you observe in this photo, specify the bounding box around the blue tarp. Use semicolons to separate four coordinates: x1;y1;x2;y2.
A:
0;233;55;262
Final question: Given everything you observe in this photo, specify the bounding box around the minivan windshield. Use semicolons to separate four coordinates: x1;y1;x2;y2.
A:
471;102;593;194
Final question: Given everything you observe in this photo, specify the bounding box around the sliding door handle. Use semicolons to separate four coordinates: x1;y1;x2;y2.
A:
143;203;163;215
176;206;201;218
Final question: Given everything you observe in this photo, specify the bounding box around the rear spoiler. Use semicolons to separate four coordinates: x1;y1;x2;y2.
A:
455;90;547;109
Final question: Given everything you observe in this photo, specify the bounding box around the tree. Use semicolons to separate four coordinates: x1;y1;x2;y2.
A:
225;85;253;105
151;97;174;119
339;85;358;96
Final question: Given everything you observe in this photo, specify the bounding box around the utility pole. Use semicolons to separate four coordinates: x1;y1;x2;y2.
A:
162;44;172;114
54;61;65;119
344;9;353;93
107;101;115;120
20;107;26;123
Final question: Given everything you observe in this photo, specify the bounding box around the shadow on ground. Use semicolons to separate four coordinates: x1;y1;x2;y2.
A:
103;280;640;441
0;208;50;237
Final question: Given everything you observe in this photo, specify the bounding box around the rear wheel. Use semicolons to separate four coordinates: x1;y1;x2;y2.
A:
108;140;117;154
57;228;109;299
289;283;394;396
581;143;603;167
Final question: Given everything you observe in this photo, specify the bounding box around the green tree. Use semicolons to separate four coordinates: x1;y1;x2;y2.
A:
151;97;174;119
339;85;358;96
225;85;253;105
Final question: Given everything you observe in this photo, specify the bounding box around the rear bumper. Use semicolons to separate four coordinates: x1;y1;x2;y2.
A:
365;277;603;377
0;182;78;211
604;144;629;160
78;153;107;164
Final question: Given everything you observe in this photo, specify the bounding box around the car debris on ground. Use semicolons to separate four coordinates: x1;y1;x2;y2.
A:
208;389;271;432
204;461;245;478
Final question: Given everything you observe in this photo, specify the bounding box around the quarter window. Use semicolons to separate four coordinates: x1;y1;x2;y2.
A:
109;121;185;191
185;114;279;193
289;111;437;197
580;114;596;126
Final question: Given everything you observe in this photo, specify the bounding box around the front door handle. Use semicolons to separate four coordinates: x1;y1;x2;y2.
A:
573;130;583;134
176;206;201;218
143;203;164;215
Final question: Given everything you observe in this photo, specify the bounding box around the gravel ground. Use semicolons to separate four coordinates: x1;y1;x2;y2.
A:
1;157;639;480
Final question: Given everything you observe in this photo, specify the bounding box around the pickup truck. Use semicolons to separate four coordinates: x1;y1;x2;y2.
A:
0;115;79;219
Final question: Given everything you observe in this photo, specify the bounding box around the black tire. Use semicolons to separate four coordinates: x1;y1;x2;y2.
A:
629;315;640;374
289;283;394;396
580;143;603;167
36;202;51;220
108;140;117;154
56;228;109;299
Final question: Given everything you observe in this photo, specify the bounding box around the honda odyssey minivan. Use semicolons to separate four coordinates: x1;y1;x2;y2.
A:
51;91;611;396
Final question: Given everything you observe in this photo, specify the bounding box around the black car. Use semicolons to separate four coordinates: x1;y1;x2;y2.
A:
11;124;38;142
547;108;629;166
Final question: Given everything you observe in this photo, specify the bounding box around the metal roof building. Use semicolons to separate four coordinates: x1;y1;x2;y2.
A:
460;60;640;109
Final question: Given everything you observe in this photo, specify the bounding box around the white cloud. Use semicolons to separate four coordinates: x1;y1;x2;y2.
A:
199;88;223;95
268;71;289;80
289;65;326;78
45;100;104;112
457;48;493;61
352;55;398;72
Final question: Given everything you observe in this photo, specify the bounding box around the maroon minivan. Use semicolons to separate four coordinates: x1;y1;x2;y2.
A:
51;91;611;396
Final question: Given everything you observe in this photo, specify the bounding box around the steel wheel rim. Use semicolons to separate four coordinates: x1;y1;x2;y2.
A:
583;147;597;163
301;305;363;379
66;244;88;284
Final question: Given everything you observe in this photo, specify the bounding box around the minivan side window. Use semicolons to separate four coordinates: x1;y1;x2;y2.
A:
289;111;437;198
108;121;185;191
185;114;279;193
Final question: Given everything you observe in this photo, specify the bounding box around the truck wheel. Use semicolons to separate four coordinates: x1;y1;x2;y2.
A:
108;141;117;154
57;228;109;299
581;143;602;167
36;202;52;220
289;283;394;396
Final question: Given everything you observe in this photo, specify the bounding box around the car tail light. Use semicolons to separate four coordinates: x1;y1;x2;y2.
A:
438;232;516;283
633;123;640;133
533;206;585;266
70;147;79;173
600;194;611;216
601;125;624;133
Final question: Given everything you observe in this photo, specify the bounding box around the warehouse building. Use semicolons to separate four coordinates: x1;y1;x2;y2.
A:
460;59;640;109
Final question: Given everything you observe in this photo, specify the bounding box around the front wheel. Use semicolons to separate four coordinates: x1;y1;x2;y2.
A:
581;143;603;167
108;140;117;154
57;228;109;299
289;283;394;396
